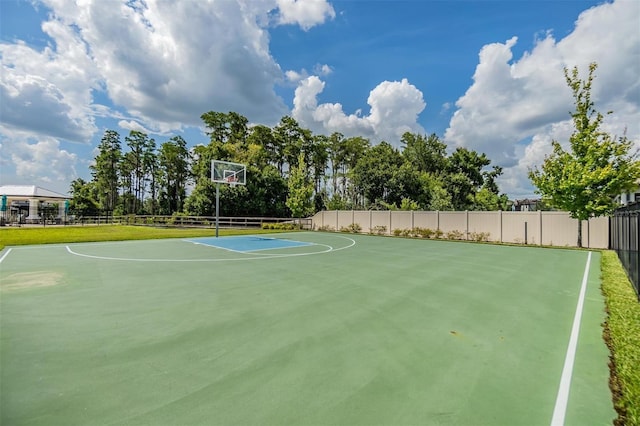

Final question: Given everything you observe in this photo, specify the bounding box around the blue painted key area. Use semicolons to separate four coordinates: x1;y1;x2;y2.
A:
187;236;313;252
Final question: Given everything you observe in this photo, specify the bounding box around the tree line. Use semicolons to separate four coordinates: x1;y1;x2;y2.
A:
69;112;511;218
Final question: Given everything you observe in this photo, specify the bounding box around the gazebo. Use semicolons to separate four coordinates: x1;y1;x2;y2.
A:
0;185;70;224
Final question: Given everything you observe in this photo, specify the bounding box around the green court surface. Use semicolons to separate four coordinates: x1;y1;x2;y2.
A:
0;232;615;425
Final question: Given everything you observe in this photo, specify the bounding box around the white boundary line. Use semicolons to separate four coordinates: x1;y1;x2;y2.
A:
550;250;592;426
0;248;12;263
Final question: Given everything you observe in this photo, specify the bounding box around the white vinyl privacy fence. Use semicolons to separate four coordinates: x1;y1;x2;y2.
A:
311;210;609;249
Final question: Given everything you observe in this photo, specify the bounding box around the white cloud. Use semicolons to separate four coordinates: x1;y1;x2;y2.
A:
0;129;79;194
1;0;337;189
286;70;306;83
275;0;336;30
286;63;332;84
52;0;289;126
2;0;336;144
445;0;640;198
293;76;425;145
314;63;333;76
0;18;99;142
118;120;152;134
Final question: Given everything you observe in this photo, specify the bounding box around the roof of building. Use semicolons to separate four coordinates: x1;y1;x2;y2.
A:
513;198;540;206
0;185;69;199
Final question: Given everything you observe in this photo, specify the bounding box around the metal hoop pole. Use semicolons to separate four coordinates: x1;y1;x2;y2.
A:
215;182;220;238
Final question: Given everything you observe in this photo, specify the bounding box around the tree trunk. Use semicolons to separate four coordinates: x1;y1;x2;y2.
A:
577;219;582;248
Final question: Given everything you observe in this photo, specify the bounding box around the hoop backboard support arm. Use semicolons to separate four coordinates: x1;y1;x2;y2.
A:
211;160;247;237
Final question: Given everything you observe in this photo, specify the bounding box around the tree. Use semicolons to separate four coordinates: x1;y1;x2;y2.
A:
275;115;306;173
352;142;402;207
327;132;345;196
158;136;191;214
286;153;314;218
183;180;216;216
529;62;640;246
445;147;493;210
401;132;447;174
90;130;121;215
69;178;100;216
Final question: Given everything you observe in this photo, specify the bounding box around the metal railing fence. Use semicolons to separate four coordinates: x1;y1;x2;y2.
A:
4;215;311;230
610;203;640;300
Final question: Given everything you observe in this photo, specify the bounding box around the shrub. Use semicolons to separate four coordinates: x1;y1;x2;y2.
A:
317;225;334;232
393;228;403;236
413;227;434;238
446;230;465;240
401;229;412;237
261;222;297;230
369;225;387;235
469;231;490;242
433;229;444;239
340;223;362;233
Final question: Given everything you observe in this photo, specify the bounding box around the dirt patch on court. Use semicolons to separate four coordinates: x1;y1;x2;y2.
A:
0;271;65;292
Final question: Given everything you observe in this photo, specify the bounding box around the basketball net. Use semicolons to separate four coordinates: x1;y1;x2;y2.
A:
226;175;238;188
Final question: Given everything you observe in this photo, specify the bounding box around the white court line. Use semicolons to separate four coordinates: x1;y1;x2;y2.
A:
550;250;592;426
0;248;12;263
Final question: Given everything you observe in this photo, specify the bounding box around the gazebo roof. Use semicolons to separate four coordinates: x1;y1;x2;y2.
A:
0;185;69;199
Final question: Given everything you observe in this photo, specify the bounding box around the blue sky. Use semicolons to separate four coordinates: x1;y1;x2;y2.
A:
1;0;638;199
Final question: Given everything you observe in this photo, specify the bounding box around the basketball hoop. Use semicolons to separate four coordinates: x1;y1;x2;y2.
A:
211;159;247;238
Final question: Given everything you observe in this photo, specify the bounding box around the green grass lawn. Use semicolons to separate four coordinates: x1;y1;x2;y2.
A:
0;225;281;251
601;251;640;425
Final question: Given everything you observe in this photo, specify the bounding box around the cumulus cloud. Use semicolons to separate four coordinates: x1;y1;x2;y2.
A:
51;0;289;126
285;63;333;83
118;120;153;134
445;0;640;198
1;0;336;187
0;19;99;142
0;130;78;194
293;76;426;145
2;0;335;141
275;0;336;30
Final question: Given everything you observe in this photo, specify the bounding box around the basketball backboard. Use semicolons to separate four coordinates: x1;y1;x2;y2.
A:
211;160;246;185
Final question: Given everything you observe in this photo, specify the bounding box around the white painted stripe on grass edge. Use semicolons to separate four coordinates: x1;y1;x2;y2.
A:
0;248;12;263
550;251;592;426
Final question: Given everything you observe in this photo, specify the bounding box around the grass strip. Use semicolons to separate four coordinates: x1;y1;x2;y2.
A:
0;225;281;251
601;250;640;426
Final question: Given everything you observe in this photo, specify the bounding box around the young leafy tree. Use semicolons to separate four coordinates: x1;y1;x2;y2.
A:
529;62;640;246
286;153;314;218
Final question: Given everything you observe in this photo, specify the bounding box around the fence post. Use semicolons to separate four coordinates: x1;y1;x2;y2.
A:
465;210;469;240
539;210;543;246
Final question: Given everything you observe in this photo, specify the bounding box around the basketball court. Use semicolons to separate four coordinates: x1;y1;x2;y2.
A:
0;231;615;425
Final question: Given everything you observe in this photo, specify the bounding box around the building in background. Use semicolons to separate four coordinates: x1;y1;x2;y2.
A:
0;185;70;225
511;198;541;212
